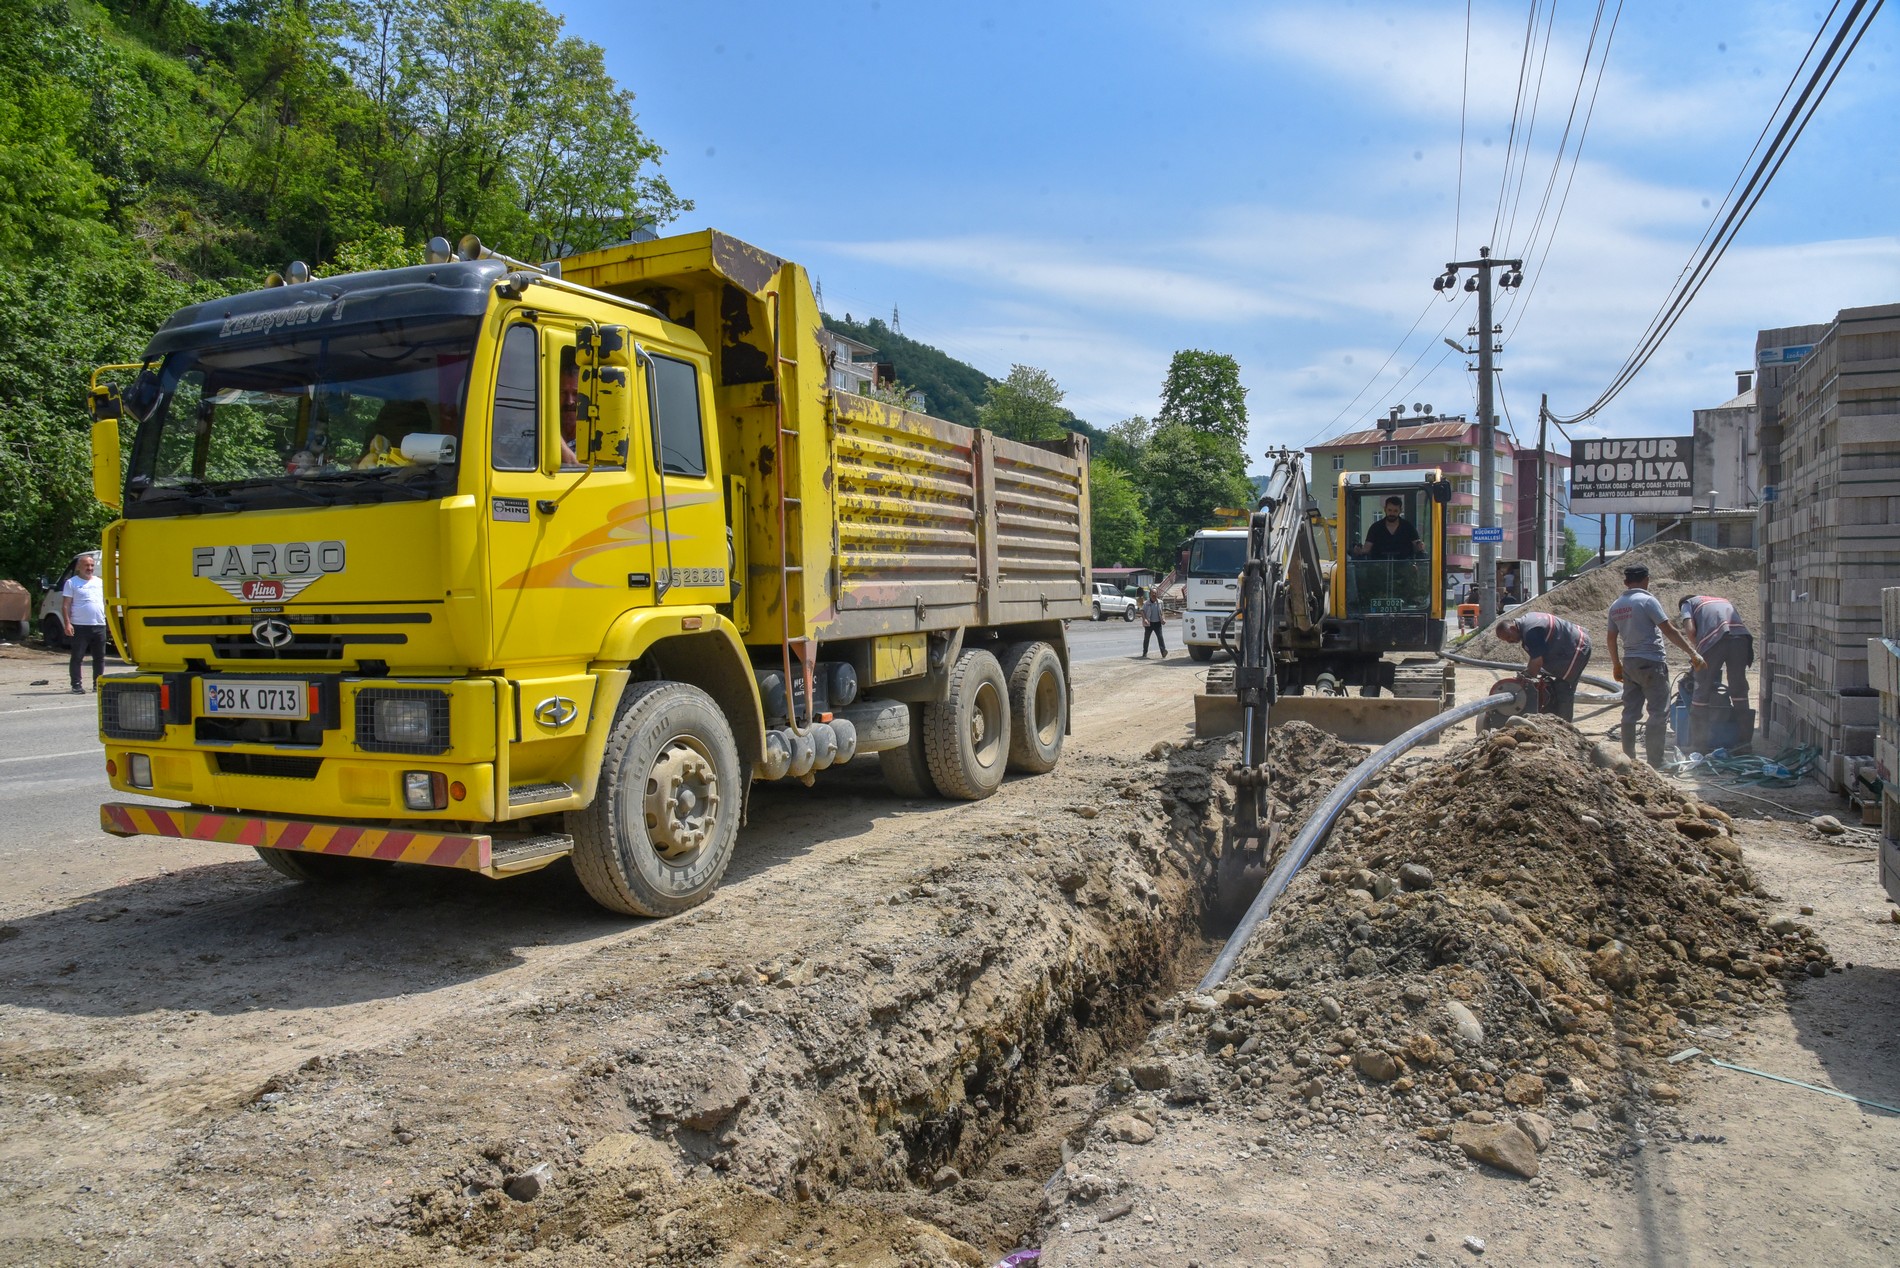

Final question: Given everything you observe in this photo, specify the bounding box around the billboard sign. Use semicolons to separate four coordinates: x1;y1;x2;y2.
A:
1569;436;1694;514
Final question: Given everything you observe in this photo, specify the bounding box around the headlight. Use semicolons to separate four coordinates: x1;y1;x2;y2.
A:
102;683;165;740
354;688;450;754
376;698;434;745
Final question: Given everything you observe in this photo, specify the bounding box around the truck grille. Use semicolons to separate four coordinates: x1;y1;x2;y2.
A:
214;753;323;779
148;611;425;662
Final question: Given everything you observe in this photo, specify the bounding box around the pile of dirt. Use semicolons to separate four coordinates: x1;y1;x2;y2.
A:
1079;715;1832;1192
306;728;1367;1264
1465;539;1758;664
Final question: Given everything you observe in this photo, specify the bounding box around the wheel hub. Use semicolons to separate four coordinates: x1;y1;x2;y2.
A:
644;741;720;862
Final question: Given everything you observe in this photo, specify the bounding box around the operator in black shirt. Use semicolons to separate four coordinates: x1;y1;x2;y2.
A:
1352;496;1425;560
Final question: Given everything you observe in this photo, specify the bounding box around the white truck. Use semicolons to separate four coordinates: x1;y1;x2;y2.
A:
1180;528;1248;662
1090;581;1138;621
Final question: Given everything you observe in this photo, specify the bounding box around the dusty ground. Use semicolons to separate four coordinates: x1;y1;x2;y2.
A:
1;645;1236;1267
4;639;1897;1267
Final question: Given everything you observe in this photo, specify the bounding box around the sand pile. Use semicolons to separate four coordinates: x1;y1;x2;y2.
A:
1107;715;1831;1183
1466;539;1758;663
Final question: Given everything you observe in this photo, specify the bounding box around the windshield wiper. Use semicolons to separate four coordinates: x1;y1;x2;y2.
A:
305;469;437;500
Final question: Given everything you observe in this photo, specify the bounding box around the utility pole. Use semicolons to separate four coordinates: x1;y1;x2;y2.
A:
1535;392;1549;595
1434;248;1522;626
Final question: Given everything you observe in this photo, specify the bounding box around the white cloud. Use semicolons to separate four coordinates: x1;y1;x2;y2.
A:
817;234;1313;323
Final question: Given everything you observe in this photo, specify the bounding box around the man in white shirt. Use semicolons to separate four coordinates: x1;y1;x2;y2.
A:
61;552;107;694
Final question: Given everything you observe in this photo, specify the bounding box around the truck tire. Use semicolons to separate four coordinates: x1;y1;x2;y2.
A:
41;613;67;649
254;847;393;882
571;680;742;918
1122;605;1135;622
1001;640;1065;774
878;703;937;798
1188;644;1214;663
923;648;1010;800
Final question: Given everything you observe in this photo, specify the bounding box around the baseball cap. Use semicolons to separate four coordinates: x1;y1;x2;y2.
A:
1622;563;1649;582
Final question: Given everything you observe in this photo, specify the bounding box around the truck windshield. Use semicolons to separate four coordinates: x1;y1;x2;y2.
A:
1188;536;1247;577
124;316;480;517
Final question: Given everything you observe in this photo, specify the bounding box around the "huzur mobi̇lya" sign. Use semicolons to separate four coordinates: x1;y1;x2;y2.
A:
1568;436;1695;514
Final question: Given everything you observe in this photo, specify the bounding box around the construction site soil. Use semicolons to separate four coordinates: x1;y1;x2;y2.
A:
6;648;1899;1267
1463;540;1760;665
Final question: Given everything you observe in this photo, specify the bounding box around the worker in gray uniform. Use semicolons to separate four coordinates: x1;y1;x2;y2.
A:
1606;562;1704;768
1677;592;1754;752
1493;612;1591;721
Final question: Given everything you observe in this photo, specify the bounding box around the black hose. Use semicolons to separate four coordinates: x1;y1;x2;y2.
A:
1198;692;1514;992
1442;648;1621;696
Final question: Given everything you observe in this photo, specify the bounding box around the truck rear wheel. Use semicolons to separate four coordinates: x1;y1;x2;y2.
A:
571;681;742;918
1188;644;1214;663
254;847;393;882
923;649;1010;800
878;703;938;797
1001;640;1065;774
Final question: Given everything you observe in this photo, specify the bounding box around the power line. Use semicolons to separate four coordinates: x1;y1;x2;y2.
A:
1454;0;1472;257
1499;0;1563;254
1340;299;1474;436
1490;0;1545;247
1302;293;1445;446
1499;0;1623;339
1550;0;1883;425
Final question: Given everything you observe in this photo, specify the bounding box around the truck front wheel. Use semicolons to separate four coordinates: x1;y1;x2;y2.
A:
572;680;742;917
1188;644;1215;663
923;649;1010;799
1001;640;1065;773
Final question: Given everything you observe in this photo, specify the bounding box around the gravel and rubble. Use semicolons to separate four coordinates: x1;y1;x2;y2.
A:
1050;712;1835;1230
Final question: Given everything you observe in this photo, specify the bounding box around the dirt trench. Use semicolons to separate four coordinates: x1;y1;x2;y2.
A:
317;729;1361;1265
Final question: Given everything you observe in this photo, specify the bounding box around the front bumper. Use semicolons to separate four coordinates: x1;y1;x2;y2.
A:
99;803;569;877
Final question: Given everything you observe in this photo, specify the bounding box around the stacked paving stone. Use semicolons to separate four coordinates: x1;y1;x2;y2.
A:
1756;303;1900;790
1877;588;1900;903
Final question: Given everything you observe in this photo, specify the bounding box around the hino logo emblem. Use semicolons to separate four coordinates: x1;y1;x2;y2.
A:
251;618;294;649
533;696;578;728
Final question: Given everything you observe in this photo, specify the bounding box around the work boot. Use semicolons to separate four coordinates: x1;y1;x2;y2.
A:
1621;728;1637;762
1645;725;1667;771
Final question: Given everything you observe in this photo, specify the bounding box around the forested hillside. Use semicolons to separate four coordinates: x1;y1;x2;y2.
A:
0;0;686;586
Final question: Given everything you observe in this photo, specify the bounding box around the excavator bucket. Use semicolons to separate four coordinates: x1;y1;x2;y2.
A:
1195;660;1455;746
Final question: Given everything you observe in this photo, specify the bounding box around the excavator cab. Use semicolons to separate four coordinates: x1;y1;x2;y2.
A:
1330;470;1451;652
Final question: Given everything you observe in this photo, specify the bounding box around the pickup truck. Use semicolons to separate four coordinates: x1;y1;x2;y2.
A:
1090;582;1138;622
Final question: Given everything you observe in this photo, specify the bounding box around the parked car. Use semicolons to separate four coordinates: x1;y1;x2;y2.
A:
1090;581;1138;621
38;551;101;649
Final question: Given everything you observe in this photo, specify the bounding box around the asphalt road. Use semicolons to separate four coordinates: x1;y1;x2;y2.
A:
1065;614;1210;664
0;681;108;868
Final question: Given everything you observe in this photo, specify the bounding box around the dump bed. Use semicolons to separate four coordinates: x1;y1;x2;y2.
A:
559;228;1091;646
826;393;1089;638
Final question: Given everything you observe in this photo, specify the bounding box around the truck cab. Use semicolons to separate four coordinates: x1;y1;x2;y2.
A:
1181;528;1247;661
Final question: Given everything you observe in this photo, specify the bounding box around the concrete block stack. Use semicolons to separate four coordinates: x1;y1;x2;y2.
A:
1879;588;1900;904
1756;303;1900;790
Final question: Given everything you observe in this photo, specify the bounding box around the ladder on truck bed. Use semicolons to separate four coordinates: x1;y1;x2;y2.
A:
767;289;815;732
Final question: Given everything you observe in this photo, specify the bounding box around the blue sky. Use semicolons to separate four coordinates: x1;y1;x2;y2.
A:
559;1;1898;465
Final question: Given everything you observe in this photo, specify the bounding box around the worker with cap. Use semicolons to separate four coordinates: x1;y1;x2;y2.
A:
1494;612;1591;721
1607;561;1704;768
1677;592;1753;752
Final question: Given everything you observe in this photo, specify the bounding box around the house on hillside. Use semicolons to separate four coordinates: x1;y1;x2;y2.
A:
817;329;880;395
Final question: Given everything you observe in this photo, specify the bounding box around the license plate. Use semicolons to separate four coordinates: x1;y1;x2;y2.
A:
204;679;309;720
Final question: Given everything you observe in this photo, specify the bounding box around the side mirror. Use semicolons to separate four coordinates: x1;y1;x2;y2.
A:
575;324;632;466
89;388;123;510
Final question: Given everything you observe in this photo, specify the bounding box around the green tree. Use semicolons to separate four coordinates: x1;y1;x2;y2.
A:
1100;415;1152;471
1156;349;1249;449
978;364;1068;443
1089;458;1147;566
1563;525;1593;573
1140;422;1253;567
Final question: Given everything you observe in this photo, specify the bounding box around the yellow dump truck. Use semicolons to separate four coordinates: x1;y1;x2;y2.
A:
85;230;1090;915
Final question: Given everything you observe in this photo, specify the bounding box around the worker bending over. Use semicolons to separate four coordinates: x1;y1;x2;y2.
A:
1494;612;1591;721
1677;592;1754;753
1607;562;1704;768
